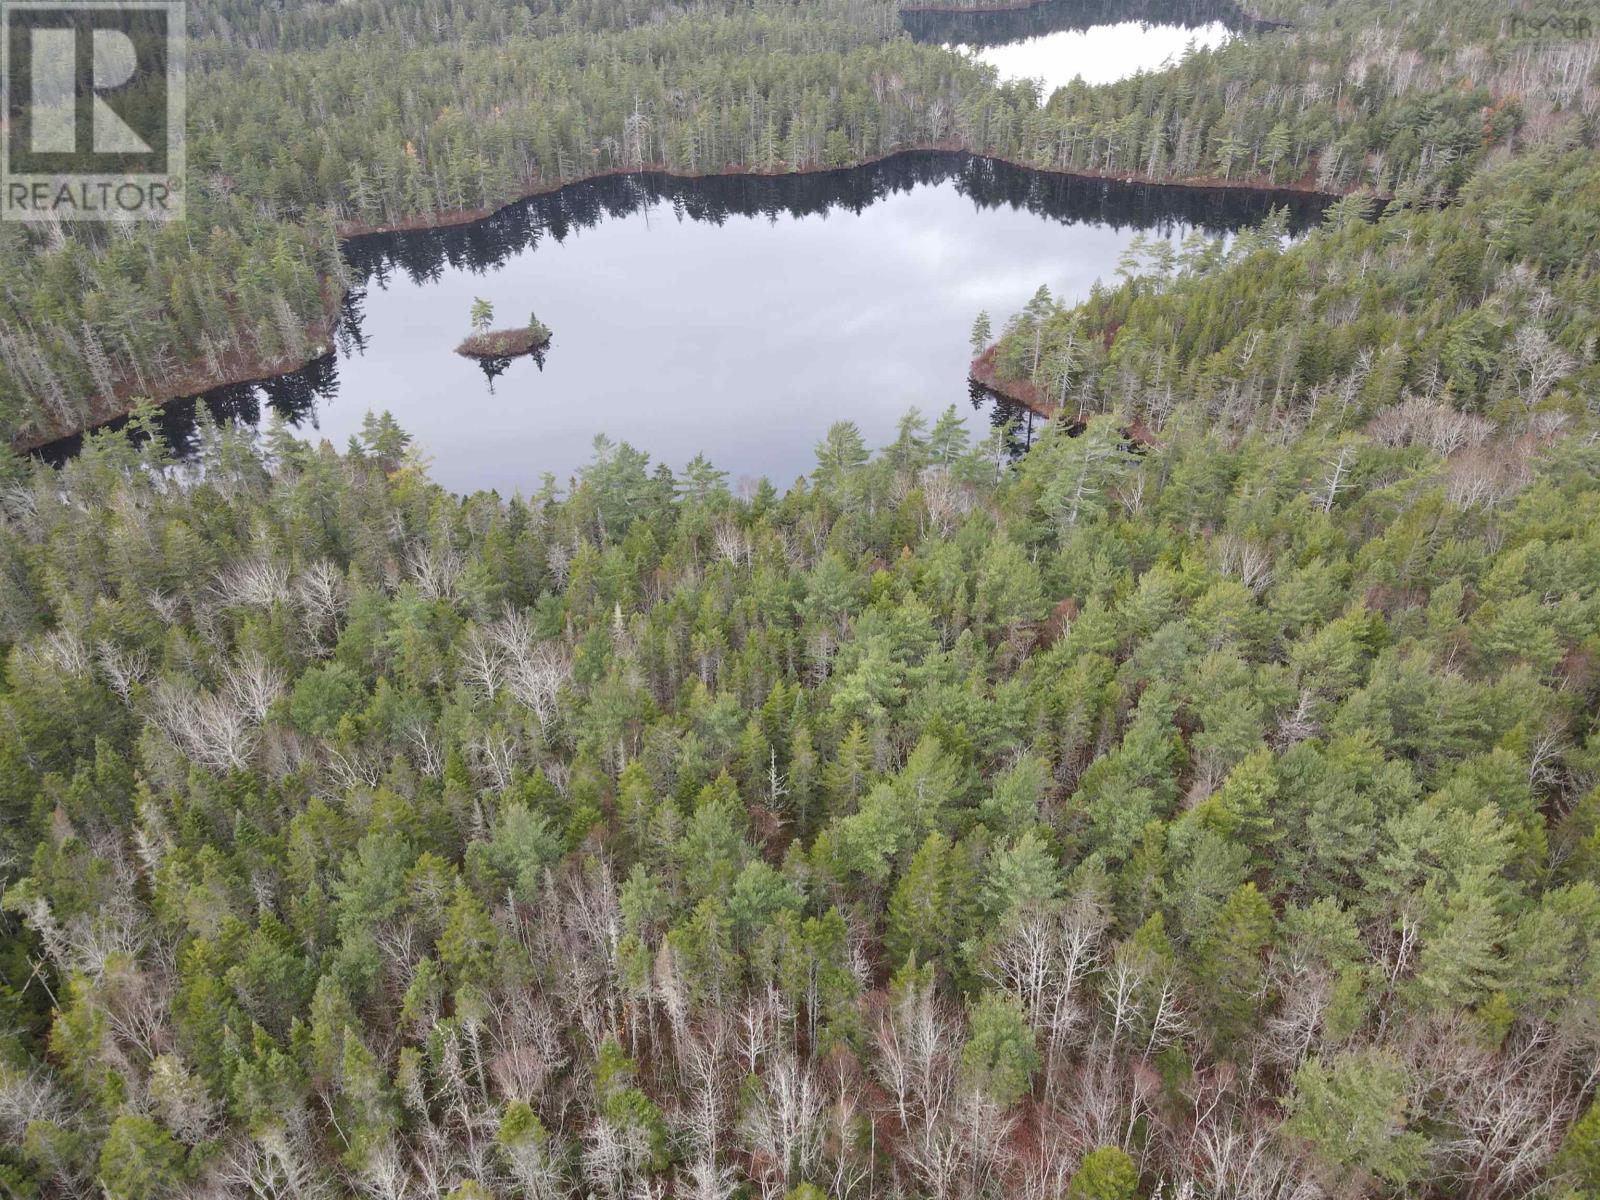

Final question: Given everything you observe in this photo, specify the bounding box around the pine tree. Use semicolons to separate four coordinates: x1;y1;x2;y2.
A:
969;310;992;356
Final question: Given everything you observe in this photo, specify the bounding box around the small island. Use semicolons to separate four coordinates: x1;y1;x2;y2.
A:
456;297;552;361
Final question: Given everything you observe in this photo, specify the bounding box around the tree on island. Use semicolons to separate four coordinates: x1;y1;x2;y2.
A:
970;309;992;356
457;306;553;390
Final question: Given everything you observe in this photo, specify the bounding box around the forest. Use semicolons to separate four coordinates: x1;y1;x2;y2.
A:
2;0;1594;446
980;148;1600;434
5;367;1600;1199
4;0;1600;1196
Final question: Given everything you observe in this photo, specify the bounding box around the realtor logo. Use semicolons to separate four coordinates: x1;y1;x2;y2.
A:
1;0;185;221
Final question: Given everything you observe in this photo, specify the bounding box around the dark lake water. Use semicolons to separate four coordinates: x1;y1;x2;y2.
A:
43;153;1325;494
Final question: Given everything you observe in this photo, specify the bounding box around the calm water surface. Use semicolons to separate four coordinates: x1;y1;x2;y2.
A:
901;0;1267;93
963;20;1232;90
44;155;1323;493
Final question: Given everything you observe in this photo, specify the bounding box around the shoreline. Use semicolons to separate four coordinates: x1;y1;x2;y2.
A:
969;344;1055;418
899;1;1043;12
969;346;1163;448
20;149;1343;455
908;0;1292;27
338;146;1342;239
456;327;553;360
898;0;1291;25
13;279;345;455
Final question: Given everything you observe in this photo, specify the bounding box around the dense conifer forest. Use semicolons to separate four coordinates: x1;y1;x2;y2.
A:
4;0;1600;1196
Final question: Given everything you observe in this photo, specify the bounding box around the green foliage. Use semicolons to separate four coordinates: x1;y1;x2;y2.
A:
97;1116;186;1200
6;368;1600;1197
3;52;1600;1186
1556;1101;1600;1193
1285;1051;1428;1188
288;662;366;737
960;992;1038;1107
1067;1146;1140;1200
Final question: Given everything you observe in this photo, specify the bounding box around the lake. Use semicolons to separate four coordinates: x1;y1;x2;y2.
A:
40;153;1324;494
900;0;1270;93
